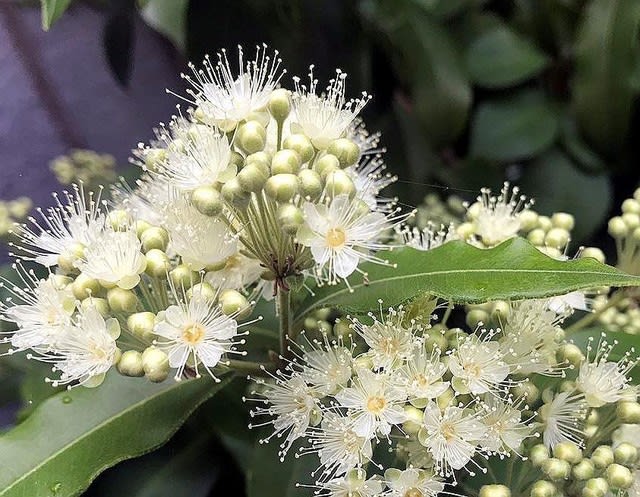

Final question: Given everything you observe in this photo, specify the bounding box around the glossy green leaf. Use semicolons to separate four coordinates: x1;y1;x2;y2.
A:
0;372;230;497
470;90;559;161
40;0;72;30
573;0;640;157
294;238;640;321
465;26;549;88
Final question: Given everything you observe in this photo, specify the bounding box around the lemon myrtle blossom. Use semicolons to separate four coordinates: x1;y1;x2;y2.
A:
384;468;445;497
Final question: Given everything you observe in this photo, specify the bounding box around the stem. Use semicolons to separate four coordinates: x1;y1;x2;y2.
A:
441;301;454;326
565;291;626;335
224;359;275;376
278;288;292;358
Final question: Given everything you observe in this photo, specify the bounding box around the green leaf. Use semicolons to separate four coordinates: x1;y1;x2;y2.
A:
573;0;640;157
465;26;549;88
520;149;611;242
0;372;231;497
294;238;640;321
560;116;607;174
40;0;72;31
470;90;559;162
140;0;188;52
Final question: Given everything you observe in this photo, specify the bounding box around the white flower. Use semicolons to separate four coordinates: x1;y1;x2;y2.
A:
480;397;531;454
12;185;105;267
397;347;449;407
402;224;457;252
465;182;532;247
420;402;487;476
346;118;382;159
448;334;510;395
334;368;407;438
76;227;146;290
160;124;236;191
49;305;120;388
540;391;586;449
297;194;392;285
205;252;263;292
163;198;237;271
112;174;172;226
0;269;75;353
291;67;370;149
345;155;396;211
576;336;638;407
182;44;284;130
321;469;384;497
249;373;321;457
300;339;353;395
153;294;243;380
307;413;373;481
384;468;444;497
547;291;589;314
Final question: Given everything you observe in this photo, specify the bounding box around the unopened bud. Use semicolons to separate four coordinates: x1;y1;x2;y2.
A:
478;484;510;497
221;178;250;208
192;186;223;217
617;402;640;423
265;174;299;202
583;478;608;497
519;210;539;232
219;289;250;318
572;459;595;480
622;198;640;214
327;138;360;168
267;88;291;121
277;204;304;234
127;312;156;341
237;120;266;154
117;350;144;377
553;441;582;464
107;287;138;313
542;458;571;480
592;446;614;469
527;228;546;246
314;154;341;180
169;264;197;290
324;170;355;197
72;273;102;299
614;442;638;465
237;163;269;192
537;216;553;231
608;217;628;238
271;149;301;175
188;282;216;302
81;297;109;317
145;249;170;278
141;226;169;252
142;346;170;383
144;148;166;171
580;247;605;264
545;228;570;249
466;309;489;327
283;134;314;163
298;169;323;200
606;464;633;489
530;480;556;497
530;444;549;467
557;343;584;367
551;212;575;231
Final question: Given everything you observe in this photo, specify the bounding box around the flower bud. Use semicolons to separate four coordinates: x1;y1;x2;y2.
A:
324;170;356;198
608;217;628;238
247;110;270;127
557;343;584;367
580;247;605;264
466;309;488;328
141;226;169;252
530;444;550;467
277;204;304;235
572;459;595;480
537;216;553;232
606;463;633;489
583;478;608;497
188;282;216;302
542;457;571;480
283;134;314;163
622;198;640;214
618;402;640;423
478;484;510;497
327;138;360;168
424;330;447;353
314;154;341;180
135;220;152;237
107;209;130;231
333;319;350;339
169;264;197;290
553;442;582;464
143;148;166;171
592;446;615;469
127;312;156;341
72;273;102;299
58;242;85;273
519;210;539;232
245;151;271;170
527;228;546;246
584;424;598;438
142;346;170;383
267;88;291;121
402;405;424;435
456;222;475;241
192;186;223;217
145;249;170;278
614;442;638;465
545;228;570;249
221;178;250;208
107;287;138;313
237;120;266;154
81;297;110;317
271;149;301;175
229;151;245;168
298;169;323;200
551;212;575;231
436;387;456;410
491;300;510;321
530;481;555;497
117;350;145;377
237;163;269;192
623;212;640;230
219;289;250;318
265;174;299;202
512;381;540;403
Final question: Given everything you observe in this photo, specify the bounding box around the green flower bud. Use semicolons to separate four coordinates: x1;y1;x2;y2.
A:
614;442;638;465
519;210;539;232
466;309;488;327
237;121;266;154
530;444;550;467
327;138;360;168
271;149;301;175
141;226;169;252
553;441;582;464
57;242;85;273
127;312;156;341
267;88;291;121
333;319;350;339
283;134;314;163
456;222;475;241
142;347;170;383
169;264;197;290
572;459;595;480
530;481;556;497
478;484;510;497
145;249;170;278
143;148;166;171
107;287;138;313
314;154;341;180
617;401;640;423
237;163;269;192
537;216;553;232
188;282;216;302
608;217;628;238
557;343;584;367
229;151;244;168
192;186;223;217
324;170;356;198
551;212;575;231
245;151;271;171
424;330;447;353
527;228;546;246
436;387;455;410
491;300;510;321
584;424;598;438
623;213;640;230
580;247;605;264
623;198;640;214
512;381;540;403
277;204;304;234
72;273;102;299
107;209;130;231
81;297;110;317
545;227;570;249
135;220;152;237
265;174;299;202
221;178;250;208
583;478;608;497
298;169;323;200
247;110;270;127
219;289;250;318
606;463;633;489
586;409;600;425
542;457;571;480
592;446;615;469
117;350;145;377
538;246;562;259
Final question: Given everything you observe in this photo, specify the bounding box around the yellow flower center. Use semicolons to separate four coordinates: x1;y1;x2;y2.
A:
405;488;424;497
366;395;387;414
441;421;457;441
182;323;206;345
326;227;346;248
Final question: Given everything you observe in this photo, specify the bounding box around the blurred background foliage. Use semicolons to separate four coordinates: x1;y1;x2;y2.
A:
0;0;638;495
